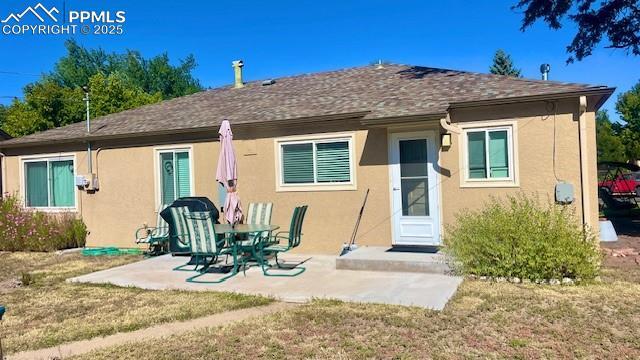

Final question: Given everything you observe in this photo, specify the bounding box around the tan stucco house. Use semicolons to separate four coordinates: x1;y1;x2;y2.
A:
0;64;613;254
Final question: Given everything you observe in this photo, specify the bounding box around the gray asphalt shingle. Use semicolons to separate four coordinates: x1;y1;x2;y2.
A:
0;64;609;146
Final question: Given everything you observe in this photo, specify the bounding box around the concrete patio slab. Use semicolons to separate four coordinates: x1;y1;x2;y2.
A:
69;254;462;310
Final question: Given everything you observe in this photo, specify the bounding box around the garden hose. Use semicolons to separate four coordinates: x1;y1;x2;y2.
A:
81;247;143;256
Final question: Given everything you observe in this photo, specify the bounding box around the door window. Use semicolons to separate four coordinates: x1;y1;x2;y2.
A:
399;139;429;216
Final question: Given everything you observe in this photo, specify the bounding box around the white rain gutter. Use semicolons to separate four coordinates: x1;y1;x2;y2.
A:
440;113;461;134
578;96;591;228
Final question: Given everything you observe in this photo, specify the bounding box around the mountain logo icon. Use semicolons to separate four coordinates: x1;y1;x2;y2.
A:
1;3;60;23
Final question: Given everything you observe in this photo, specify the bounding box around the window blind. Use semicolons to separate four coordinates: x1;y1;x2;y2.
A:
175;152;191;198
316;141;350;183
282;143;314;184
467;131;487;179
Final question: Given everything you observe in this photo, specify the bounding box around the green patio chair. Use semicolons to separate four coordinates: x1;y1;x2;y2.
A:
246;202;273;225
182;211;236;284
169;206;196;271
134;205;169;256
260;205;308;277
239;202;274;248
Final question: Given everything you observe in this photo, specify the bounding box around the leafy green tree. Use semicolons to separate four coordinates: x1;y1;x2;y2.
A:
2;73;162;137
51;40;117;89
122;51;201;99
2;80;83;137
24;80;85;127
88;72;162;118
3;99;47;137
1;40;201;137
489;50;522;77
596;110;626;162
616;80;640;161
513;0;640;63
0;104;6;129
51;40;201;99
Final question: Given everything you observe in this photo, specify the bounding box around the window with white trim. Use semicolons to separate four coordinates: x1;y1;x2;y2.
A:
279;137;354;186
23;157;75;208
157;149;192;205
465;126;513;181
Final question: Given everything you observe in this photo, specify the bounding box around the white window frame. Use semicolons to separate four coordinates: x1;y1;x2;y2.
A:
153;145;195;207
459;121;519;188
275;132;357;192
19;153;78;212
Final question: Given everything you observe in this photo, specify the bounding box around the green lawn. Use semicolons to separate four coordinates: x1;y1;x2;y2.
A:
73;260;640;359
0;252;271;354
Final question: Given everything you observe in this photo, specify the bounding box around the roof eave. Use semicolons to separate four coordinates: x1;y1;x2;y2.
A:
359;112;447;127
448;87;616;110
0;111;371;149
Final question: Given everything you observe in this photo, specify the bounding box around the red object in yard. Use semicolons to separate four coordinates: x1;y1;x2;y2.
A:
598;173;638;196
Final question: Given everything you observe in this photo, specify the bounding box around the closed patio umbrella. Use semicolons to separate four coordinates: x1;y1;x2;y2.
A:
216;120;243;225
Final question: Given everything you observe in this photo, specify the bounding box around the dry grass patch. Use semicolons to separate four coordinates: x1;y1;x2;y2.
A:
75;268;640;360
0;252;271;354
0;251;139;290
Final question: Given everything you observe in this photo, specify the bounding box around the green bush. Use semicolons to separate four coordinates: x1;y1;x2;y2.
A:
444;194;600;282
0;194;87;252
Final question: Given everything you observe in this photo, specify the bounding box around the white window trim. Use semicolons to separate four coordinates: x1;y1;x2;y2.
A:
274;132;357;192
19;153;78;212
153;145;195;208
459;121;519;188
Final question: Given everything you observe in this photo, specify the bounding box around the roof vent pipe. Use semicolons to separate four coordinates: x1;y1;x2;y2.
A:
540;64;550;81
232;60;244;88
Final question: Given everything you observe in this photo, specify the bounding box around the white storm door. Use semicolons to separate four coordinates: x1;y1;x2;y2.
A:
390;132;440;245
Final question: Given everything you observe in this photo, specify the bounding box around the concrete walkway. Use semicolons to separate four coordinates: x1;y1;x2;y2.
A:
70;254;462;310
8;302;296;360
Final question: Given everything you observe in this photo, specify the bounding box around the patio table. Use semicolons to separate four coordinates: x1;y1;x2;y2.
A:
214;224;279;276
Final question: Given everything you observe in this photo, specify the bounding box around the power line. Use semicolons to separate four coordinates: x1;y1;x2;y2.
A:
0;71;42;77
0;95;85;103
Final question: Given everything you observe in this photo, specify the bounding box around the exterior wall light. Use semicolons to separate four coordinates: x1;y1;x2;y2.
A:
441;133;452;147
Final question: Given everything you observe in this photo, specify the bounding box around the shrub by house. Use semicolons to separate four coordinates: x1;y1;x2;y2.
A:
0;194;87;251
444;195;600;282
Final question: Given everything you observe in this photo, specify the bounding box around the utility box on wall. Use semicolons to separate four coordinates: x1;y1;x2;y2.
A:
75;175;88;188
555;182;574;204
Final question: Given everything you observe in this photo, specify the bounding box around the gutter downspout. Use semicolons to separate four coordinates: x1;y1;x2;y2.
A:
578;96;590;228
0;152;5;198
440;113;461;134
84;87;92;175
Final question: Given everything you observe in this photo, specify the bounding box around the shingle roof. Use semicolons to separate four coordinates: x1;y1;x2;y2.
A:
0;64;612;147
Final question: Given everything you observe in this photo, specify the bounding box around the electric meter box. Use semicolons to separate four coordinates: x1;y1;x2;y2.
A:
555;182;574;204
75;175;88;187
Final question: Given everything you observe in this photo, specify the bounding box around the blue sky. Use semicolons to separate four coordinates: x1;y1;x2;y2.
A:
0;0;638;121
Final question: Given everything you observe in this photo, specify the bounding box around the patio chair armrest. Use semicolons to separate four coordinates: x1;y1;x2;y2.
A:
152;227;170;237
135;227;151;241
172;232;190;245
266;234;290;247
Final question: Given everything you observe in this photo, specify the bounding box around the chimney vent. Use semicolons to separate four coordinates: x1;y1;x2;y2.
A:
232;60;244;88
